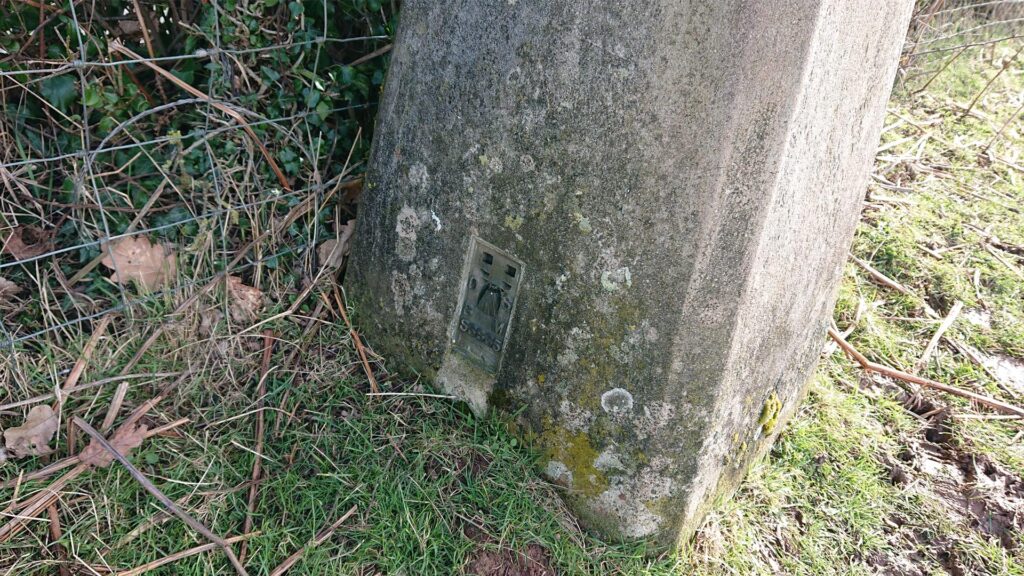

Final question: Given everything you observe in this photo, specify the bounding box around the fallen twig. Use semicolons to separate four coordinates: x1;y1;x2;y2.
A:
239;330;274;564
849;253;939;318
0;373;179;412
58;314;113;400
268;505;357;576
332;286;380;394
914;300;963;373
984;244;1024;281
115;532;259;576
0;372;191;541
828;327;1024;418
850;254;914;298
73;417;249;576
46;502;70;576
0;418;188;490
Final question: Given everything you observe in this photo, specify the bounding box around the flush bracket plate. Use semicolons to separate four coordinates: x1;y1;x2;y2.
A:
452;237;524;373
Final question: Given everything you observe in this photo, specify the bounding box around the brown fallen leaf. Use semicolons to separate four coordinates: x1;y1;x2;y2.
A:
0;276;20;298
4;405;58;457
317;220;356;270
227;276;263;323
2;226;51;260
79;422;148;468
100;236;177;291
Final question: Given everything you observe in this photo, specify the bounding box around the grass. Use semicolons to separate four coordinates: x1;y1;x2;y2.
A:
2;27;1024;576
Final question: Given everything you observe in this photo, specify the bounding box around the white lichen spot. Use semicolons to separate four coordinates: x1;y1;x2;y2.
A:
430;211;442;231
408;264;425;296
519;154;535;171
545;460;572;485
594;449;624;472
601;388;634;414
557;327;589;367
573;212;593;234
408;163;429;190
557;348;579;367
632;401;677;441
555;271;570;291
395;205;420;261
594;483;663;539
600;267;632;291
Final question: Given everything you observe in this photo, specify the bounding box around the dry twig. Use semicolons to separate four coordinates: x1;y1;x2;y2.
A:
269;505;357;576
914;300;963;373
828;327;1024;418
115;533;259;576
109;42;291;192
332;286;380;394
73;417;250;576
239;330;274;563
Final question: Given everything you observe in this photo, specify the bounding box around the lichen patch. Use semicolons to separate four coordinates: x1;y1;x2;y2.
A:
601;388;634;414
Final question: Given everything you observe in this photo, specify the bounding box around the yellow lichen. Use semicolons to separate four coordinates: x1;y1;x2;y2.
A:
758;392;782;435
504;215;524;230
540;422;609;497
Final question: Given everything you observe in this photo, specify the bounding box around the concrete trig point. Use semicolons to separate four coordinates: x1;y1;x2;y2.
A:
349;0;915;547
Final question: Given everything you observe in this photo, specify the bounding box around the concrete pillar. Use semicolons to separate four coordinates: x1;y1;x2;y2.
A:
348;0;914;546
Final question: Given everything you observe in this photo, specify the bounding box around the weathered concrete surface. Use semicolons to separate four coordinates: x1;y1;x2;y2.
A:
348;0;914;547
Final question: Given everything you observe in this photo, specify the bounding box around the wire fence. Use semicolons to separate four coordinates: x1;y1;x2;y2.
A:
901;0;1024;86
0;0;1021;358
1;0;394;362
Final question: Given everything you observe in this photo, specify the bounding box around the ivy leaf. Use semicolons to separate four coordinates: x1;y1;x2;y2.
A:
305;88;320;108
40;75;78;112
83;85;102;108
316;100;331;121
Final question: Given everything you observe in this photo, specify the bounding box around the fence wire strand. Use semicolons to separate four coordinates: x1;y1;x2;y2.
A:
1;0;1021;354
1;0;389;350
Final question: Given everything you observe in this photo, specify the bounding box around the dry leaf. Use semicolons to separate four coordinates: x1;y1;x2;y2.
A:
4;405;58;457
100;236;177;291
227;276;263;322
79;423;148;468
198;308;225;337
318;220;356;270
1;226;51;260
0;276;20;297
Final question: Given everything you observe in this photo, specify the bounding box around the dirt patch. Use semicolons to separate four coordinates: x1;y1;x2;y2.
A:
982;353;1024;396
895;410;1024;550
462;523;556;576
868;379;1024;573
464;543;556;576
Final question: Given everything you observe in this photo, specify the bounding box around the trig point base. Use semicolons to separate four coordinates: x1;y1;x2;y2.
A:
348;0;914;547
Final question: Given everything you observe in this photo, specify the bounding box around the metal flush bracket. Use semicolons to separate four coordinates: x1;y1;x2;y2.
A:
452;237;524;373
